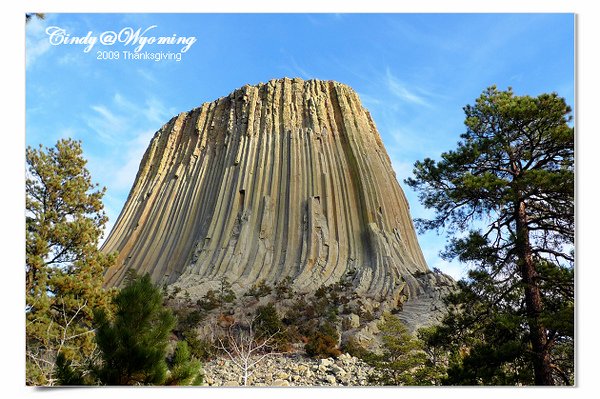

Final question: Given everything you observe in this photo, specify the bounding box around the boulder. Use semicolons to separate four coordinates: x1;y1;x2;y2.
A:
342;314;360;329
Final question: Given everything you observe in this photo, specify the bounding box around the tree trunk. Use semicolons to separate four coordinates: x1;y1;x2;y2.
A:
515;200;554;385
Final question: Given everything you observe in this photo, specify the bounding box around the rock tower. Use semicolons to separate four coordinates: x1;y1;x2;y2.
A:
102;78;451;312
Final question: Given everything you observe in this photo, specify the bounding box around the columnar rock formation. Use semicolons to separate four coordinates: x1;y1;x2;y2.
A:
102;78;442;305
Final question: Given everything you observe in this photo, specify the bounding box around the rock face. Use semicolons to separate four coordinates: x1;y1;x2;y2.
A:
102;78;439;305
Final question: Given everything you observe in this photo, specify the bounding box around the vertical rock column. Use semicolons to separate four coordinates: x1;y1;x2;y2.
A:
102;78;430;301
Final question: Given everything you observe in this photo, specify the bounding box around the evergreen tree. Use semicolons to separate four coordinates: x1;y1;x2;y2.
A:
369;313;430;385
421;261;574;385
25;139;115;385
218;276;236;313
254;303;291;351
254;303;282;338
94;272;176;385
165;341;203;386
406;87;574;385
54;352;85;386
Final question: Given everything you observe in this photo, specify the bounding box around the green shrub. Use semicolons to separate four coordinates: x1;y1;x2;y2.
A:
254;303;282;336
244;279;272;300
165;341;203;386
274;277;295;299
179;309;205;331
369;313;430;385
94;273;176;385
313;296;339;322
305;322;341;358
341;336;380;364
182;331;214;362
218;277;236;304
196;290;220;311
254;303;292;351
283;296;308;325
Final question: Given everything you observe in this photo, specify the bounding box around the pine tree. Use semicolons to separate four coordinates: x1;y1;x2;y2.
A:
218;276;236;313
94;272;176;385
254;303;291;351
25;139;115;385
370;313;429;385
254;303;282;338
165;341;203;386
406;86;574;385
54;352;85;385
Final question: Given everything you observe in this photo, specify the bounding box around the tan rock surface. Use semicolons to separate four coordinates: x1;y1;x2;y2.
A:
102;78;438;304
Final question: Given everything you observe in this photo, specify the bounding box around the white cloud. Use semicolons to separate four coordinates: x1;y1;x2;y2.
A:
419;241;469;281
86;105;126;141
137;68;157;83
113;130;155;190
385;68;430;107
431;258;468;281
279;53;313;80
90;105;122;125
84;94;171;143
142;97;172;125
390;157;413;183
26;17;52;69
74;93;174;236
57;52;84;67
113;92;131;106
356;92;382;106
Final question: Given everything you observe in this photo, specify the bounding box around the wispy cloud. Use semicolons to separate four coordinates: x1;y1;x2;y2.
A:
113;130;155;190
83;93;173;143
289;56;312;80
356;92;382;106
137;68;157;83
388;153;414;183
113;93;172;126
90;105;122;125
81;93;175;230
87;105;126;141
26;16;53;69
279;52;314;80
385;68;431;107
419;238;469;280
76;92;173;220
142;97;172;125
113;92;136;112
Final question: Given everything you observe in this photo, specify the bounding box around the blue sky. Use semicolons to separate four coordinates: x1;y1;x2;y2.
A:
25;13;574;280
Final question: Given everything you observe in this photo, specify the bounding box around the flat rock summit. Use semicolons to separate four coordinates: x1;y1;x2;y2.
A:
102;78;453;324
